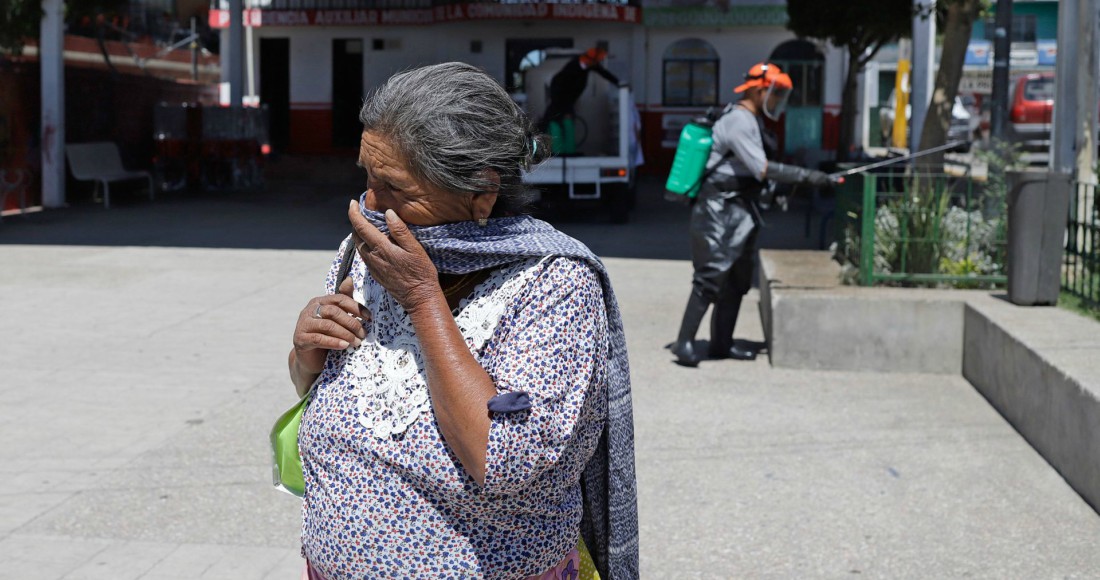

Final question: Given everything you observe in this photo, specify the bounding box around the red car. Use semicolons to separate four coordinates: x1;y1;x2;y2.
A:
1008;73;1054;152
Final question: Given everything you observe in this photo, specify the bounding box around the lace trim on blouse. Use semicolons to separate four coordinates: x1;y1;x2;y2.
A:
345;257;545;438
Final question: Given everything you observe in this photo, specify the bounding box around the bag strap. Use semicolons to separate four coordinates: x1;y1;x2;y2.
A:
334;236;357;289
686;150;732;196
686;103;738;195
300;238;359;401
700;150;733;184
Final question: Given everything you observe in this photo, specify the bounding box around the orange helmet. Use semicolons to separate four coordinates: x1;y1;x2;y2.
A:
775;72;793;87
735;63;793;120
579;47;608;67
733;62;790;93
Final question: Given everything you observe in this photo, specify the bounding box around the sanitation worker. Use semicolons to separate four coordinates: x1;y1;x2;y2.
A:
539;47;622;153
669;62;838;367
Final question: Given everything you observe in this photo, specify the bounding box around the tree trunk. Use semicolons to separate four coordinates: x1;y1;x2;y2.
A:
837;47;863;162
917;0;983;170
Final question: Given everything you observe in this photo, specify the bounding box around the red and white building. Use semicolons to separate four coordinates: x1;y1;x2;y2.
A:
211;0;847;173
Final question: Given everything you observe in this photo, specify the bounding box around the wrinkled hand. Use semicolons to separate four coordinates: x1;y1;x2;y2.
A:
292;276;370;376
348;202;440;313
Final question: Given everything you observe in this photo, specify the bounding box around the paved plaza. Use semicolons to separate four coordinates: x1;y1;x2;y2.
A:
2;171;1099;578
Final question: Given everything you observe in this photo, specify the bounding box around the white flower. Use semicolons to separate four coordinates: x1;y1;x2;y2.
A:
380;339;421;382
372;418;392;439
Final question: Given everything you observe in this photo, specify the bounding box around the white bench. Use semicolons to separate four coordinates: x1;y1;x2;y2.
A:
66;142;154;209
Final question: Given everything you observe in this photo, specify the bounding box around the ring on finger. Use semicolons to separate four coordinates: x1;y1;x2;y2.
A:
313;303;323;319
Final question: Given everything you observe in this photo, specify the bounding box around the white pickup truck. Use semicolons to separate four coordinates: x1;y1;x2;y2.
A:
521;51;638;223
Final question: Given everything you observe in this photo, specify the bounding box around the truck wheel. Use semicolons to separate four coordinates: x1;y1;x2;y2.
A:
604;183;633;224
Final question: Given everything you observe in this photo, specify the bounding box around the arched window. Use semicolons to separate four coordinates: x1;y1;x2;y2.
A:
663;38;718;106
770;40;824;107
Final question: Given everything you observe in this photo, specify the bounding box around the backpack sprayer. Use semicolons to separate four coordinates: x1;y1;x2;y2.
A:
665;117;970;200
665;62;791;201
663;108;724;200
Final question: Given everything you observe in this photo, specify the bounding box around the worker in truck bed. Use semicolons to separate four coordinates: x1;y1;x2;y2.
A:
668;62;838;367
539;47;622;154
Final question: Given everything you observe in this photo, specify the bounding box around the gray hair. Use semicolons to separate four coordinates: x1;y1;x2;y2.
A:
358;62;551;215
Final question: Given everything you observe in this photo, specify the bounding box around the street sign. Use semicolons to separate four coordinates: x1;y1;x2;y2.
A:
960;70;993;94
966;41;992;67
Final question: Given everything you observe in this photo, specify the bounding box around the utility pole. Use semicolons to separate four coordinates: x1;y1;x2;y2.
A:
990;0;1012;141
1074;0;1098;184
1054;0;1099;181
190;17;199;82
40;0;65;208
245;0;257;106
893;40;912;149
1052;0;1079;173
910;0;936;152
228;0;244;108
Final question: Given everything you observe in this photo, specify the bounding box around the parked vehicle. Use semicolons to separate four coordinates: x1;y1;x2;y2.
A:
1007;72;1054;153
153;103;270;192
879;89;973;146
521;49;637;223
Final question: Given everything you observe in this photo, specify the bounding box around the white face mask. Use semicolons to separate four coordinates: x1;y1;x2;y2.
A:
762;84;792;121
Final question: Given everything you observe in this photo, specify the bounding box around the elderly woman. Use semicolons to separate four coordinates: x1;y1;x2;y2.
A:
287;62;637;579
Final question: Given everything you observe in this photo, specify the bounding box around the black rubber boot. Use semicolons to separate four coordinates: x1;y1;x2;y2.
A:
726;344;758;361
708;294;756;361
670;289;710;367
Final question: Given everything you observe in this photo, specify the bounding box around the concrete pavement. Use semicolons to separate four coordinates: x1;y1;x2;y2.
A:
2;170;1099;578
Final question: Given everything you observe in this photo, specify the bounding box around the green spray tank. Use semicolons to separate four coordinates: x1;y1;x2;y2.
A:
664;108;722;200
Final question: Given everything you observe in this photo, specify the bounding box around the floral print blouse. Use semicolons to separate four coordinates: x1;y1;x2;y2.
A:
299;240;610;579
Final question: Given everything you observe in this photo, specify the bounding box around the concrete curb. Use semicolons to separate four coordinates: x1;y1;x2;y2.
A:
964;298;1100;513
759;251;970;374
760;249;1100;513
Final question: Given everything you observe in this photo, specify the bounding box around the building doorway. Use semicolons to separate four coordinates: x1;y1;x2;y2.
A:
260;38;290;154
332;39;364;149
770;40;825;157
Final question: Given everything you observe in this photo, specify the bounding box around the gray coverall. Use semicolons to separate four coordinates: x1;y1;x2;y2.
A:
692;104;768;303
671;102;827;365
681;104;768;360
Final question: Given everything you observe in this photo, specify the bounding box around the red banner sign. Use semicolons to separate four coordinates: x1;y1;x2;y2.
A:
209;4;640;28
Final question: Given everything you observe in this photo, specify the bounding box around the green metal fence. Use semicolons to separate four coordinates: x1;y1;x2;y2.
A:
835;170;1008;287
1063;181;1100;310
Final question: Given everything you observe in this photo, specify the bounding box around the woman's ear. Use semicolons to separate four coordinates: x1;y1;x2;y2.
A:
472;169;500;219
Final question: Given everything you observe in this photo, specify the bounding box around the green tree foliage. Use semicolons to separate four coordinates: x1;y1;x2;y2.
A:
0;0;43;54
786;0;914;160
1;0;126;54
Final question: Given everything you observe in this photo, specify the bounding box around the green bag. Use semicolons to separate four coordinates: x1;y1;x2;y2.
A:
270;393;311;496
271;239;357;497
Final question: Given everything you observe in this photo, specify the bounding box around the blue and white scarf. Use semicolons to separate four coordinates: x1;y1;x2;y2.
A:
357;201;639;579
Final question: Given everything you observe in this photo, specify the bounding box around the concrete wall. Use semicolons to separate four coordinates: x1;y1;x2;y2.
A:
768;292;964;374
250;21;635;105
758;250;966;374
963;298;1100;513
760;248;1100;514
